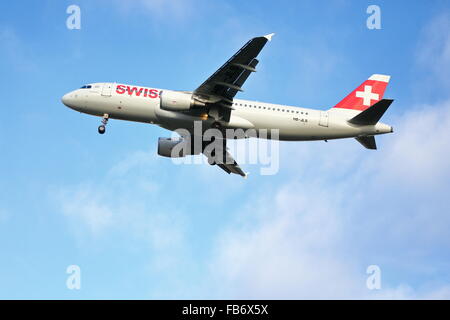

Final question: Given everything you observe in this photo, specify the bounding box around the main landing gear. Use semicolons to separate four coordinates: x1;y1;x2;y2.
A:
211;121;222;131
98;114;109;134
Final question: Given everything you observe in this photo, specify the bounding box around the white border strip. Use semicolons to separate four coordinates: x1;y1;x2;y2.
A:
369;74;391;82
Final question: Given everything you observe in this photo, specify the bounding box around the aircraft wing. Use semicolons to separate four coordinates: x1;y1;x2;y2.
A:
203;140;248;178
194;33;274;109
216;152;247;177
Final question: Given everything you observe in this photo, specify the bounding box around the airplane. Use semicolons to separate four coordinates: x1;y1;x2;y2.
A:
62;33;394;178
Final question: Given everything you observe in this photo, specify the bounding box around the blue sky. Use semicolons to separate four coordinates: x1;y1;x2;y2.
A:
1;0;450;299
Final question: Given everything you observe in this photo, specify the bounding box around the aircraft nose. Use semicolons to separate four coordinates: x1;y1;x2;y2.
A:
61;92;76;108
61;93;68;105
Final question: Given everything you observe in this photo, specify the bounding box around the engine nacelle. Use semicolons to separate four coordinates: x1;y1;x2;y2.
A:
158;137;187;158
157;137;202;158
160;90;205;111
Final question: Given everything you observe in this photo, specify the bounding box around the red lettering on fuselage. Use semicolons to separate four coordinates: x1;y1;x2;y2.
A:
116;85;159;98
148;89;158;98
126;86;143;96
116;84;126;94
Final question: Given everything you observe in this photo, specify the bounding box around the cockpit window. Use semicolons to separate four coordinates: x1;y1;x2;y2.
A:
80;85;92;89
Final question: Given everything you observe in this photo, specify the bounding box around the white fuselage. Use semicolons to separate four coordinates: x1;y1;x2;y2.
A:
62;82;392;141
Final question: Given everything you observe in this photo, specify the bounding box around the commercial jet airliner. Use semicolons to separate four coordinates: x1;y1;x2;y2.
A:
62;33;394;177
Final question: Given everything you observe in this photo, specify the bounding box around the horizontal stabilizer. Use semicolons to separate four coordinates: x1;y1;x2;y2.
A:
355;136;377;150
348;99;393;125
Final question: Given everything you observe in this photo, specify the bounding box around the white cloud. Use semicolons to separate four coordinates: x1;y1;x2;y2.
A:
207;186;364;299
203;99;450;299
107;149;158;177
53;150;185;256
381;101;450;187
57;184;114;237
368;284;450;300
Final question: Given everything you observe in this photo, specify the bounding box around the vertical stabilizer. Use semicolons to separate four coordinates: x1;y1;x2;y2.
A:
333;74;390;111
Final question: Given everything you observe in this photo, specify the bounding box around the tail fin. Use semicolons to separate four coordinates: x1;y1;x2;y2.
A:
333;74;390;111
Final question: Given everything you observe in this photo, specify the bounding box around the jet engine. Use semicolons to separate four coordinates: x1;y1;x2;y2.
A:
157;137;202;158
160;90;205;111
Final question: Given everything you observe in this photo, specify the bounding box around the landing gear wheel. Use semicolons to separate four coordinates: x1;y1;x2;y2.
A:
212;122;222;130
98;113;109;135
98;125;106;134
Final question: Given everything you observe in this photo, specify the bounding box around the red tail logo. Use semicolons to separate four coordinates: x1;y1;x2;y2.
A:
333;74;390;111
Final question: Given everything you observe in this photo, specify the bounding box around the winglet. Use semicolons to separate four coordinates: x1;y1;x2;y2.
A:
243;172;250;179
263;33;275;41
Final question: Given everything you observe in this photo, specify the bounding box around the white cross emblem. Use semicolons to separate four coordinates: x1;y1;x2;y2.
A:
356;85;379;106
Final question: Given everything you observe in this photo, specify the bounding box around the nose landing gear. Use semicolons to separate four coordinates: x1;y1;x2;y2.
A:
98;114;109;134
